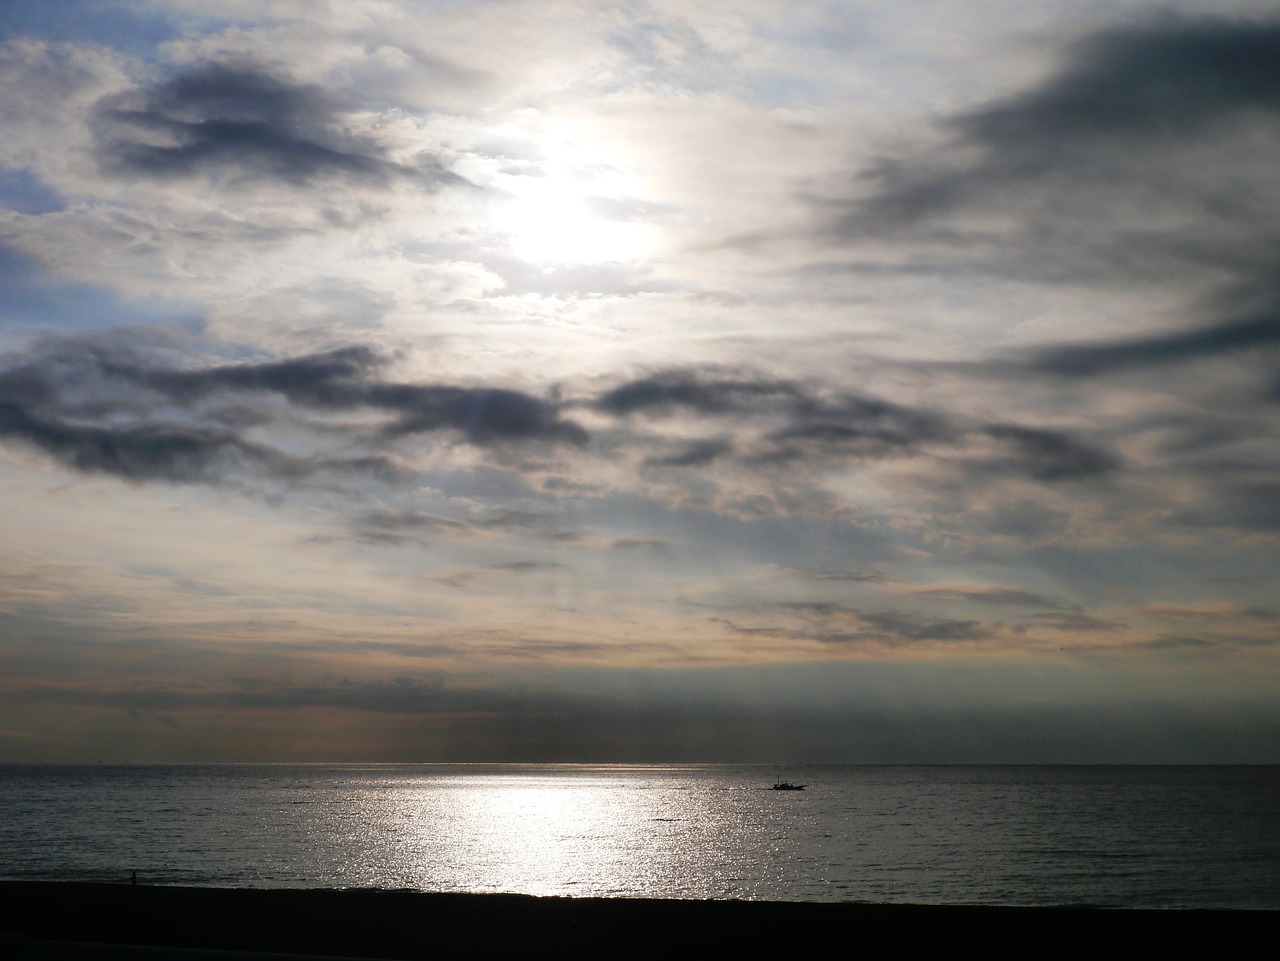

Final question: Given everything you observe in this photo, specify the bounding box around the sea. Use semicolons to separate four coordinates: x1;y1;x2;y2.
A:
1;764;1277;909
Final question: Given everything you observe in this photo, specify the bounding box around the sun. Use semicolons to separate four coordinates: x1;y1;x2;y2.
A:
489;139;653;266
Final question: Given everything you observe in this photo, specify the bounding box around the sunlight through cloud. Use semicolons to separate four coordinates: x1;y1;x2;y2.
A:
489;137;653;265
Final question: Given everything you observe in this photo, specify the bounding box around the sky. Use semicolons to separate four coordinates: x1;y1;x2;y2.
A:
1;0;1279;763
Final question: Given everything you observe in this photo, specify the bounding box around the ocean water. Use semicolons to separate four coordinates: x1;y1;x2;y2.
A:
1;764;1277;908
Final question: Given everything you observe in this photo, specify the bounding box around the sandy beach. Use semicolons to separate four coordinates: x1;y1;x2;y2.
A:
0;881;1273;959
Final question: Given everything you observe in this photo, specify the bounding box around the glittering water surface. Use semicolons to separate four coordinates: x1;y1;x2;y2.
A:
2;764;1278;907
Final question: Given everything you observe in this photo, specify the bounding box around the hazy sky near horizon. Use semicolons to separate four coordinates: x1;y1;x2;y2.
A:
2;0;1279;763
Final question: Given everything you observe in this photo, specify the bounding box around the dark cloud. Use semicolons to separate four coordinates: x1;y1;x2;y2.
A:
7;676;490;716
490;559;564;575
983;424;1120;481
916;586;1074;610
850;609;986;644
961;17;1280;149
724;603;989;648
0;337;587;485
596;369;805;416
0;340;1126;492
352;509;471;545
812;11;1280;520
758;394;951;464
81;343;586;445
378;386;588;446
790;568;883;583
1022;612;1122;634
86;343;383;406
1146;603;1278;625
0;396;283;482
1141;634;1220;651
11;663;1279;763
608;538;669;550
1032;313;1280;376
599;367;1116;484
1174;479;1280;532
847;16;1280;232
350;506;562;548
597;368;952;464
642;438;733;468
93;62;459;188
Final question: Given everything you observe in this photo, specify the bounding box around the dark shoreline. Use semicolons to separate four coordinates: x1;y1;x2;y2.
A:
1;881;1274;959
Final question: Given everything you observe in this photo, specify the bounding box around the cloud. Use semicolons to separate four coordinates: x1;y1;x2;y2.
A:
596;366;1120;485
1021;612;1122;634
819;10;1280;385
1174;479;1280;532
92;61;458;188
855;609;987;644
5;676;481;716
960;16;1280;148
642;438;733;468
847;15;1280;233
0;336;588;486
0;330;1142;513
348;505;561;547
350;509;472;546
378;386;588;446
1141;634;1220;651
596;368;951;461
719;602;990;650
1146;602;1280;624
981;424;1120;481
912;585;1076;610
797;13;1278;541
76;342;586;444
596;369;806;416
0;397;287;482
85;342;384;406
788;568;883;583
1031;311;1280;377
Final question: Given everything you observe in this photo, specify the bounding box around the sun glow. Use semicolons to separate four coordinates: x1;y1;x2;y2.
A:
490;140;653;265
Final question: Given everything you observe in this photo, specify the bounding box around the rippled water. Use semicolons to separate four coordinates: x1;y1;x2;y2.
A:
2;764;1277;908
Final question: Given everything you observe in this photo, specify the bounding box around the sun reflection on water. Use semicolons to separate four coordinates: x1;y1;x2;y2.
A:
385;766;749;898
423;770;676;896
453;782;618;895
291;765;795;898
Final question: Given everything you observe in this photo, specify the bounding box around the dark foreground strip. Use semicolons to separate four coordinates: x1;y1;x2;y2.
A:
1;882;1274;960
2;936;384;961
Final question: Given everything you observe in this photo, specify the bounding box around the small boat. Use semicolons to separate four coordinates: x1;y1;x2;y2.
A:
772;782;806;791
